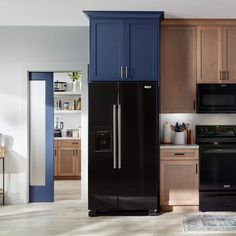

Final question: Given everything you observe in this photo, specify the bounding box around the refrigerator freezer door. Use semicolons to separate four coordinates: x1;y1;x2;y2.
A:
118;82;158;210
89;83;118;211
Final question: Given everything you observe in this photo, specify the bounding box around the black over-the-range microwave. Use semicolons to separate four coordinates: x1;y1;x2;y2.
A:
197;84;236;113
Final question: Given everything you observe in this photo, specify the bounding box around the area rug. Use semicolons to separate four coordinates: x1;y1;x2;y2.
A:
183;214;236;232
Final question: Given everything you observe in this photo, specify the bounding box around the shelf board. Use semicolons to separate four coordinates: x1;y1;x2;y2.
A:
54;91;81;96
54;110;81;114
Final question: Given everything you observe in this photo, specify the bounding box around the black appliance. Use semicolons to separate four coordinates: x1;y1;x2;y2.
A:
196;125;236;211
197;84;236;113
89;82;159;216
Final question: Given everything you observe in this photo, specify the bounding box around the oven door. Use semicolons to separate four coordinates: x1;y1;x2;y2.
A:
200;145;236;191
197;84;236;113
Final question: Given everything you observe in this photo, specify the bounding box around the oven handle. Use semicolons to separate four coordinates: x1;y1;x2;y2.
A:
204;149;236;154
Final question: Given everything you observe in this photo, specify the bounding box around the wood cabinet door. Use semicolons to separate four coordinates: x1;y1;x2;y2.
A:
197;26;222;83
160;160;199;206
223;26;236;83
54;148;58;176
57;147;76;176
161;26;197;113
75;148;81;177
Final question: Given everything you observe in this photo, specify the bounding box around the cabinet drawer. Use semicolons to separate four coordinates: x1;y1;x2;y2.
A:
58;140;81;147
161;149;198;160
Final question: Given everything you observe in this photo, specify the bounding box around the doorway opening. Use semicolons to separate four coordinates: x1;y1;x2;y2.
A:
53;72;82;202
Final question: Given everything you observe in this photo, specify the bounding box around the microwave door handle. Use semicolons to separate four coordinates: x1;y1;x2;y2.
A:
204;149;236;154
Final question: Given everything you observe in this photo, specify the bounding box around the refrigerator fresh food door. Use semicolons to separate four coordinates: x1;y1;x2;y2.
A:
89;82;119;210
118;82;158;210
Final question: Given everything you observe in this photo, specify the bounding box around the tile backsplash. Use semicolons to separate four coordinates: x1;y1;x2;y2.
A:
160;114;236;143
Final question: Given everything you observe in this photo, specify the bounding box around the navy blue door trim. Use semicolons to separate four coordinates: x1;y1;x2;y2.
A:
29;72;54;202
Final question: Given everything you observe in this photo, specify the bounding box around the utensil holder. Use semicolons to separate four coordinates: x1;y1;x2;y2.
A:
174;132;185;145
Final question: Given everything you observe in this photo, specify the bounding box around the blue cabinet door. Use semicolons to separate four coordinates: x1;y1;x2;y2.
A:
124;20;159;81
90;19;124;81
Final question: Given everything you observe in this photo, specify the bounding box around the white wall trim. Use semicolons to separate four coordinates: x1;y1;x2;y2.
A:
20;63;88;203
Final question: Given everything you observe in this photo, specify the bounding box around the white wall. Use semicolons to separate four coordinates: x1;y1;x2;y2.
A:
0;26;89;204
1;0;236;26
160;114;236;144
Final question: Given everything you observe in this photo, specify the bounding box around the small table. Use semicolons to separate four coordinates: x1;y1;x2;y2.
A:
0;147;5;205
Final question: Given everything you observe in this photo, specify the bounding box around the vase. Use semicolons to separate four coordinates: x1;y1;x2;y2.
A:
174;132;185;145
72;80;81;92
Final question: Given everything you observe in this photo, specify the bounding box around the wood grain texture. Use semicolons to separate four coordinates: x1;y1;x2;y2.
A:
161;26;197;113
58;140;81;147
160;160;199;206
160;149;198;160
223;26;236;83
161;19;236;26
75;148;81;177
197;26;222;83
57;147;76;176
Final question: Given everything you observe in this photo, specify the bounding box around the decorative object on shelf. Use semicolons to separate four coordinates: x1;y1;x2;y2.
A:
68;72;82;92
77;98;81;110
163;122;171;144
171;122;190;145
54;81;67;92
66;129;73;137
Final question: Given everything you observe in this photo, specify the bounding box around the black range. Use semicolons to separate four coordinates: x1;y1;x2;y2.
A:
196;125;236;211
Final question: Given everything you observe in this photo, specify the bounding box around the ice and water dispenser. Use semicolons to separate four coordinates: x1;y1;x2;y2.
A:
94;127;112;152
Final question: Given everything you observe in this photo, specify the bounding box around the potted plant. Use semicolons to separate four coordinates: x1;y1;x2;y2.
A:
68;71;82;92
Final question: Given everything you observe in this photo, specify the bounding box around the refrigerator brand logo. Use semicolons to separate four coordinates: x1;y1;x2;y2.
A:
224;185;231;188
144;86;152;89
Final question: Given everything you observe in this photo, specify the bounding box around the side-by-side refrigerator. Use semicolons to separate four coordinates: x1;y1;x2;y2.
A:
88;82;159;216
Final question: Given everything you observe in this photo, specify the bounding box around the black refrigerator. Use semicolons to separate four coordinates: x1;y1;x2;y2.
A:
88;82;159;216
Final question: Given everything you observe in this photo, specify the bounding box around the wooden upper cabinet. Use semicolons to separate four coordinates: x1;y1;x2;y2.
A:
161;26;197;113
197;26;222;83
223;26;236;83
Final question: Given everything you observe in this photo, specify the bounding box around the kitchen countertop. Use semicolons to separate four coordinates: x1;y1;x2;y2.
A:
54;137;80;140
160;144;199;149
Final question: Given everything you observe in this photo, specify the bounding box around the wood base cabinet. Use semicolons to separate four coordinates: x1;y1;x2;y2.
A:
160;148;199;212
54;140;81;180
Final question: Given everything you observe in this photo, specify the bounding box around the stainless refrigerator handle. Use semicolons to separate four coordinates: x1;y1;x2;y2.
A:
118;104;122;169
113;105;117;169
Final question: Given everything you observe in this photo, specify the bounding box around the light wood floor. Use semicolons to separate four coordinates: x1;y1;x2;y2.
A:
54;180;81;202
0;182;232;236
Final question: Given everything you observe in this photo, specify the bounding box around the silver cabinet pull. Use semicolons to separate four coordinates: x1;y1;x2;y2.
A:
120;66;124;79
125;66;128;79
113;104;117;169
118;104;122;169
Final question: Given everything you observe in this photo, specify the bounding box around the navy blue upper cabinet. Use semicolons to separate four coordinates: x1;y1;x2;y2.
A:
84;11;164;82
